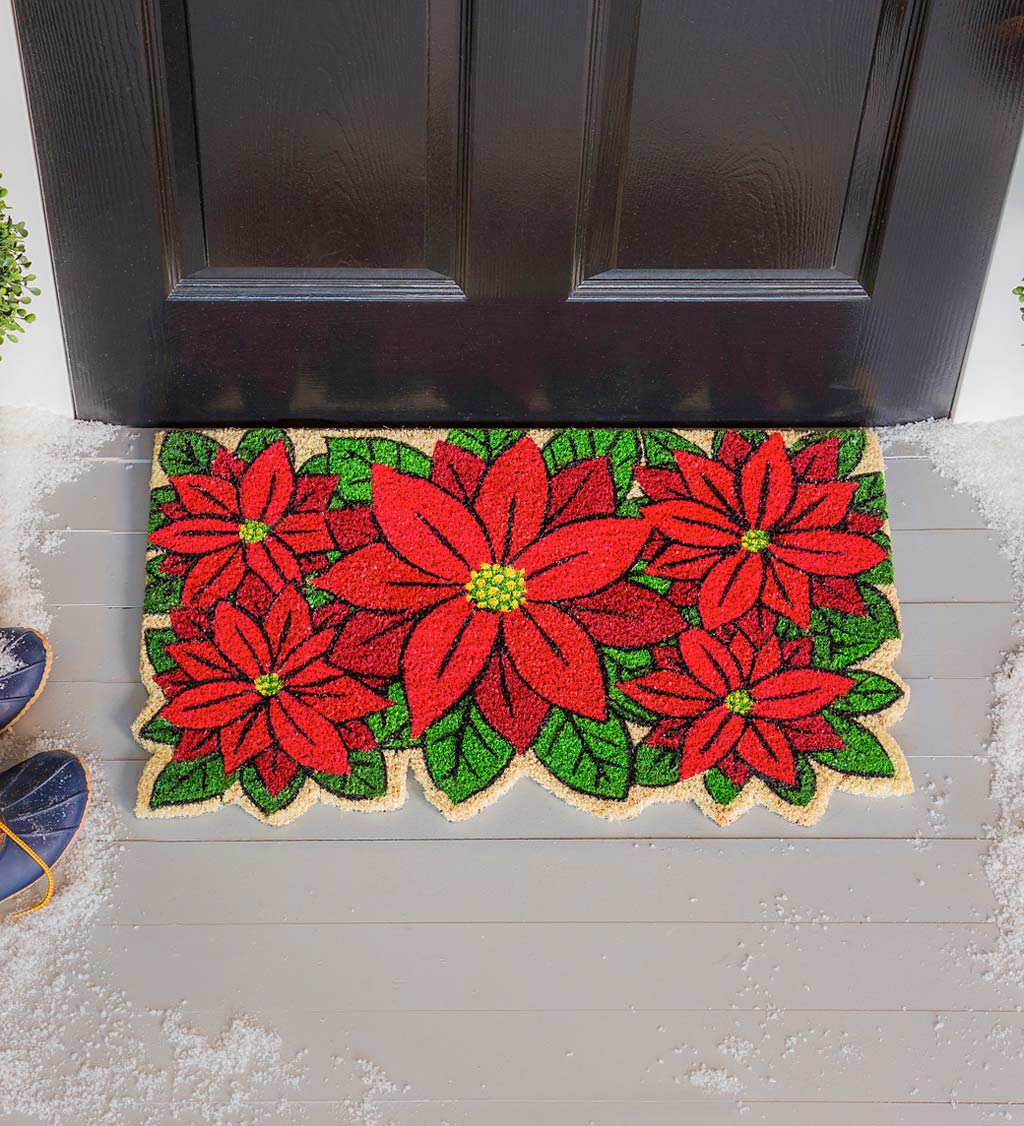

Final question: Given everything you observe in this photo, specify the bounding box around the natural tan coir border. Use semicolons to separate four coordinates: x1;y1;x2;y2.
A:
134;428;910;827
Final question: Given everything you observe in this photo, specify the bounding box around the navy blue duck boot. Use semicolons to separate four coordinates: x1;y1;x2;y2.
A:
0;751;90;915
0;627;53;735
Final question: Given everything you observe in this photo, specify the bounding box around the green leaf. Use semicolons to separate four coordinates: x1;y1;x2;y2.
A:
603;646;658;723
147;485;176;534
711;429;767;457
150;753;233;807
789;429;866;477
628;562;671;595
159;431;219;477
423;703;516;805
298;452;329;476
851;471;887;518
813;715;896;777
234;427;293;463
776;614;811;642
240;765;305;814
327;437;431;503
535;710;631;800
303;578;335;609
860;533;894;585
446;428;526;462
145;627;178;675
313;749;388;801
144;556;183;613
811;587;900;670
139;715;181;747
634;743;679;787
542;428;640;500
367;684;413;749
830;670;903;716
642;429;707;468
704;766;743;806
766;755;817;806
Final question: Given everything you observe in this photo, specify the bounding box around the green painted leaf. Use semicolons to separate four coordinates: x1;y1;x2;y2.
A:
642;429;707;468
147;485;176;534
423;703;516;805
789;429;866;476
811;587;900;670
813;715;896;777
150;753;232;807
704;766;742;806
603;646;658;723
145;627;178;675
776;614;811;642
535;710;630;799
303;578;335;609
851;471;887;517
543;428;640;500
144;556;183;614
139;715;181;747
830;671;903;716
240;765;305;814
860;533;894;585
634;743;679;787
710;429;768;458
159;431;219;477
367;684;413;749
234;427;294;463
766;755;817;806
327;437;431;503
313;749;387;801
298;453;329;475
628;562;671;594
446;428;526;462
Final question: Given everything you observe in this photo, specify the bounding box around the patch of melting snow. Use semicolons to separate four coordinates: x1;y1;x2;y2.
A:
688;1063;741;1096
0;630;27;677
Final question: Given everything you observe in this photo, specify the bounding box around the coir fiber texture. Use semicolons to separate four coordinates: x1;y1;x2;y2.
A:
133;427;909;826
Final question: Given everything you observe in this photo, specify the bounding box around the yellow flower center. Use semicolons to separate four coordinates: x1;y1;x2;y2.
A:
253;672;283;697
239;519;270;544
724;689;754;716
740;528;770;552
464;562;527;612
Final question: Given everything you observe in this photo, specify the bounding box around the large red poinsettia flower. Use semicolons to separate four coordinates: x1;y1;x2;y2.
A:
636;432;886;629
314;436;682;746
618;613;854;786
150;441;337;607
157;586;392;793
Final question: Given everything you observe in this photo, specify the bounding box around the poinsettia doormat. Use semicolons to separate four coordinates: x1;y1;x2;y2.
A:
134;427;909;826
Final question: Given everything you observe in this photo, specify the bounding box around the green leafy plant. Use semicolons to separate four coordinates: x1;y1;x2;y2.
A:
0;173;38;361
1015;277;1024;322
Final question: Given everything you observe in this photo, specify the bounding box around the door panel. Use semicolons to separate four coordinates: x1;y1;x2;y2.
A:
13;0;1024;425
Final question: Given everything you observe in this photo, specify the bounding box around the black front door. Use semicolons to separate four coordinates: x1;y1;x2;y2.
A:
14;0;1024;425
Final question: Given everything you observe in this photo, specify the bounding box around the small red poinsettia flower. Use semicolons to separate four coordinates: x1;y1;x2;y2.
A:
636;432;887;629
314;436;682;746
150;441;338;607
618;613;854;786
157;586;392;794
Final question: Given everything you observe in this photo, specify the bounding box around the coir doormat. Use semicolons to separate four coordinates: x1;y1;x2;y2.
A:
133;427;910;826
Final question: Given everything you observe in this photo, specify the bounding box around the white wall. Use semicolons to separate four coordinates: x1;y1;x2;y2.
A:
0;0;72;414
954;128;1024;422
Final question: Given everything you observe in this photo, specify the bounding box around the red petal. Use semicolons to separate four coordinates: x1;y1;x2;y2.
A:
503;602;606;719
644;720;687;749
474;437;549;562
846;511;883;535
166;639;236;683
671;450;741;516
290;674;391;721
616;670;716;717
403;598;499;736
315;543;455;611
740;432;794;530
568;581;683;647
172;475;240;518
263;585;314;664
239;441;296;525
475;650;550;751
750;635;784;683
731;605;778;648
761;557;812;628
155;669;192;699
161;680;260;729
719;752;752;787
431;441;486;504
752;668;855;719
770;530;886;577
634;466;689;502
171;728;219;762
791;437;840;481
784;713;845;753
326;506;380;552
169;607;210;641
253;747;301;795
150;517;241;554
652;644;686;671
782;637;814;668
338;719;376;751
679;706;744;779
642;500;742;549
372;465;491;580
515;518;648;600
812;575;867;616
182;546;246;607
213;601;272;678
547;459;616;526
736;721;796;785
292;474;339;513
782;481;857;531
332;610;415;679
644;542;723;581
269;692;350;773
220;708;273;774
274;512;335;554
235;573;275;617
676;629;743;695
698;551;764;630
159;553;191;576
245;538;301;589
717;431;754;470
210;448;246;482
